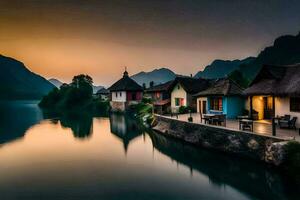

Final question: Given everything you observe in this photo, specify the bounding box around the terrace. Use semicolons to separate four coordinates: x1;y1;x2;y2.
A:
165;113;300;141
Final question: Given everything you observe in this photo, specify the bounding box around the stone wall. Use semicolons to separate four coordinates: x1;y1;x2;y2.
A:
110;101;126;112
153;115;290;165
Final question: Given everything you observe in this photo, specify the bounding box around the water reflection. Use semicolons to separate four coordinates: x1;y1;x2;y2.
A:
59;114;93;139
109;114;144;152
149;131;298;200
0;101;43;145
0;101;299;200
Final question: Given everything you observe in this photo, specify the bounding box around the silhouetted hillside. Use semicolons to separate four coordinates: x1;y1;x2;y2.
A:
237;32;300;83
0;55;55;99
194;57;255;79
131;68;176;87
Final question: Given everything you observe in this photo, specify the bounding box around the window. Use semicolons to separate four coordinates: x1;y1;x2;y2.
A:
175;98;184;106
132;93;137;100
290;97;300;112
155;92;161;99
177;85;180;90
115;92;118;97
120;92;122;97
210;97;223;111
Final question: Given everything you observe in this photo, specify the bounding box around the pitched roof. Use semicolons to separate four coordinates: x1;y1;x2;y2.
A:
96;88;109;95
171;76;210;94
145;80;174;92
194;78;244;97
108;71;143;92
244;64;300;96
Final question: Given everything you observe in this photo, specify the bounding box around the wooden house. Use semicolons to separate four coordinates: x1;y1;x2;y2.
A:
145;80;174;114
170;77;210;113
108;70;143;112
244;64;300;125
194;78;245;119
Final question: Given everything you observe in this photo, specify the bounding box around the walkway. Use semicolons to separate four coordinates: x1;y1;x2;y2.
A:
166;113;300;141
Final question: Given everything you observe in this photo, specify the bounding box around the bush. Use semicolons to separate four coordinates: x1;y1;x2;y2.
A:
178;106;196;114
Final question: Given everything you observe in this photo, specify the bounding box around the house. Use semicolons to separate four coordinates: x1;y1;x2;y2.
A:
170;76;210;113
145;80;174;114
96;88;110;101
108;70;143;112
243;64;300;125
194;78;245;119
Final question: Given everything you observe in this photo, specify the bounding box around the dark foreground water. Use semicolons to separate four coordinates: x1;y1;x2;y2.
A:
0;101;299;200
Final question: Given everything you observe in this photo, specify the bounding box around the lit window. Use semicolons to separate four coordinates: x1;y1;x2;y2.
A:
175;98;184;106
210;97;223;111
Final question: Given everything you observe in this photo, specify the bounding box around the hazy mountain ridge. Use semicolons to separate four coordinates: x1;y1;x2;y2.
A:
131;68;176;87
0;55;55;99
194;57;255;79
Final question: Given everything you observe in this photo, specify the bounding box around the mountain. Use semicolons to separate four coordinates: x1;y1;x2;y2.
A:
48;78;63;88
0;55;55;99
194;57;255;79
131;68;176;87
236;32;300;82
92;85;104;94
49;78;103;94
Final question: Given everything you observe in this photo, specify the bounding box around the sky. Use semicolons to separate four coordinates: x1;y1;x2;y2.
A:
0;0;300;86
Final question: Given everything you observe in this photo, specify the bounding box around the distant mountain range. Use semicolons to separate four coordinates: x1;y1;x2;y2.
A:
48;78;104;94
131;68;176;87
0;55;55;99
194;57;255;79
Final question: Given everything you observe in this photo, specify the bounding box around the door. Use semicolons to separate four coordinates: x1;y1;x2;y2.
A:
263;97;274;119
202;101;207;114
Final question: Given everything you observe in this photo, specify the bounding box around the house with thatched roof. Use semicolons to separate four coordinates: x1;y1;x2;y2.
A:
169;76;210;113
244;64;300;124
145;80;174;114
108;69;143;112
194;78;245;119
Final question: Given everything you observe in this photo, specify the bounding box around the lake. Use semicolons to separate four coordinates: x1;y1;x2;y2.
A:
0;101;298;200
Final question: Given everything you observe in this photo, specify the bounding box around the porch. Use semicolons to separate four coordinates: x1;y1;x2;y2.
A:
165;113;300;141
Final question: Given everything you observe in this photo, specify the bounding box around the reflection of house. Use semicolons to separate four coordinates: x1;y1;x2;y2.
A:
108;70;143;112
96;88;110;101
109;114;143;152
145;81;173;114
170;77;210;113
194;78;245;119
244;64;300;125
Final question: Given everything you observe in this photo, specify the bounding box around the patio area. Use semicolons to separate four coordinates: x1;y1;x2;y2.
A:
166;113;300;141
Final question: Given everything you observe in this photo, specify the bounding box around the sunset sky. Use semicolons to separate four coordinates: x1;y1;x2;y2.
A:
1;0;300;86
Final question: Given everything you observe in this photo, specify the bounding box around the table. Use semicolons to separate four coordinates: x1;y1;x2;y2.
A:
239;119;254;132
203;114;216;124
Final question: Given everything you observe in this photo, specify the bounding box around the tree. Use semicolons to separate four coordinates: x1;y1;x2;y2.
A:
149;81;154;88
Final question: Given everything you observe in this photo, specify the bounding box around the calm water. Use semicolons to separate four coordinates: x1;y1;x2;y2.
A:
0;101;298;200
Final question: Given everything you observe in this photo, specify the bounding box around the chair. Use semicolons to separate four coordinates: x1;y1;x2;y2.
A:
212;114;226;127
279;116;297;130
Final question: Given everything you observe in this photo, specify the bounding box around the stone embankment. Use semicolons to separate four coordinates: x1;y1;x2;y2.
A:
152;115;291;165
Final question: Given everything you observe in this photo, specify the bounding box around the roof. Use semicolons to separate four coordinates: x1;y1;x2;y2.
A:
108;71;143;92
194;78;244;97
145;80;174;93
153;99;171;106
244;64;300;96
96;88;109;95
171;76;210;94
